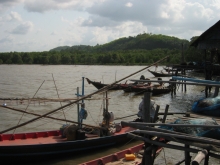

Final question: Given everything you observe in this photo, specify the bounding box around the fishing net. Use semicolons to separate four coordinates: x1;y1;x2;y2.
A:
160;118;220;140
192;96;220;116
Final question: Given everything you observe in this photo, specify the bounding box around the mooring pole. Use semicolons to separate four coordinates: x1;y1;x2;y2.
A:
142;92;154;165
185;144;191;165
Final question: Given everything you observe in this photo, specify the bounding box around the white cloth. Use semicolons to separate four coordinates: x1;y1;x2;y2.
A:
138;99;155;119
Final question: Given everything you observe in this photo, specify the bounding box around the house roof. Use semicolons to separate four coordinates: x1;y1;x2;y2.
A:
190;20;220;49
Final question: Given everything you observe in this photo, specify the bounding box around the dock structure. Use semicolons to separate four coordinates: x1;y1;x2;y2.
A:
121;92;220;165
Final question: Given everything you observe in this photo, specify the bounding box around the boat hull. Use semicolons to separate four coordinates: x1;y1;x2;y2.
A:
86;78;123;90
0;127;135;164
124;85;171;96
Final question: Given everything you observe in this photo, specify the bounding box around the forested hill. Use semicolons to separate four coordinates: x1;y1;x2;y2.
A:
0;33;202;65
50;33;190;52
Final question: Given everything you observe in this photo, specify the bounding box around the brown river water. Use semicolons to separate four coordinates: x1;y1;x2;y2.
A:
0;65;218;164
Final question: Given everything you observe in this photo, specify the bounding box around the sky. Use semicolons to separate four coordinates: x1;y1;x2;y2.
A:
0;0;220;52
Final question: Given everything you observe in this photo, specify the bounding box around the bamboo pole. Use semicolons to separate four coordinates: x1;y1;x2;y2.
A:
52;73;67;123
12;80;45;135
0;56;169;134
133;130;220;146
130;79;220;87
127;122;220;129
0;105;105;130
127;133;220;159
0;97;105;102
121;121;220;152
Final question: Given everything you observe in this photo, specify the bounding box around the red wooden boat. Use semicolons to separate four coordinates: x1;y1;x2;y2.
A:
0;77;137;164
0;125;136;164
80;138;167;165
80;143;144;165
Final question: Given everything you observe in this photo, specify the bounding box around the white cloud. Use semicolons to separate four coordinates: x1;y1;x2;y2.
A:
9;11;22;21
0;0;24;13
23;0;102;13
0;0;220;52
0;35;14;43
11;21;33;34
125;2;133;7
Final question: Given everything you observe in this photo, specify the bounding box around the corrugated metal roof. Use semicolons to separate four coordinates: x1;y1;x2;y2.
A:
190;20;220;48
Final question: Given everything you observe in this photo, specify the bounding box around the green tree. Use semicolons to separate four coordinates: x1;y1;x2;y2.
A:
12;53;23;64
61;54;71;64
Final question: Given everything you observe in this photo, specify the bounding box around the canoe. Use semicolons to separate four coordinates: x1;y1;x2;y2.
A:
124;84;171;96
0;124;136;164
148;69;173;77
86;78;137;90
80;143;144;165
86;78;122;90
80;138;168;165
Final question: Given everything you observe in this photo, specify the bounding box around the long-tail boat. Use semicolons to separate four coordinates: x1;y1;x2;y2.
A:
0;78;137;164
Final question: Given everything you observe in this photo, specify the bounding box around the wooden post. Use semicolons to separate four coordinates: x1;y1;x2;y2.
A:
142;146;154;165
142;92;153;165
153;105;160;123
192;149;208;165
143;92;151;123
181;43;184;63
77;87;80;127
213;76;220;97
185;144;191;165
162;104;169;123
184;69;187;92
204;151;210;165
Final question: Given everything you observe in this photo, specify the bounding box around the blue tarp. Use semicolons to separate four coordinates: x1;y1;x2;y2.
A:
192;96;220;116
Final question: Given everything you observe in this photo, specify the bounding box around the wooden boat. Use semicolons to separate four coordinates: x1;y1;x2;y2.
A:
148;69;173;77
80;143;144;165
86;78;136;90
0;123;136;164
163;67;179;72
80;138;167;165
86;78;122;90
0;78;137;164
124;84;171;96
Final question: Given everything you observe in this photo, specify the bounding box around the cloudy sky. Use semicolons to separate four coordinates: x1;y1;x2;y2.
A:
0;0;219;52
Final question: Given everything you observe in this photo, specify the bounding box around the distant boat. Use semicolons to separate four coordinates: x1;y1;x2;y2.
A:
86;78;138;90
124;84;171;96
148;69;173;77
86;78;122;90
163;67;179;72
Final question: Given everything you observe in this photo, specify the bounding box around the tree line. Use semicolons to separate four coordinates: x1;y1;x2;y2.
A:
0;33;206;65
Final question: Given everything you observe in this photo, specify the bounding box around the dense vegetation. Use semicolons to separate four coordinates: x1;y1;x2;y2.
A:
0;33;205;65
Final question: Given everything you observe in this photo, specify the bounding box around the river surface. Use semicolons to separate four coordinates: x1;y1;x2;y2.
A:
0;65;214;164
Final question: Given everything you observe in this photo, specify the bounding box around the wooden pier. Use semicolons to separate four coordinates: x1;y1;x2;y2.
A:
120;92;220;165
